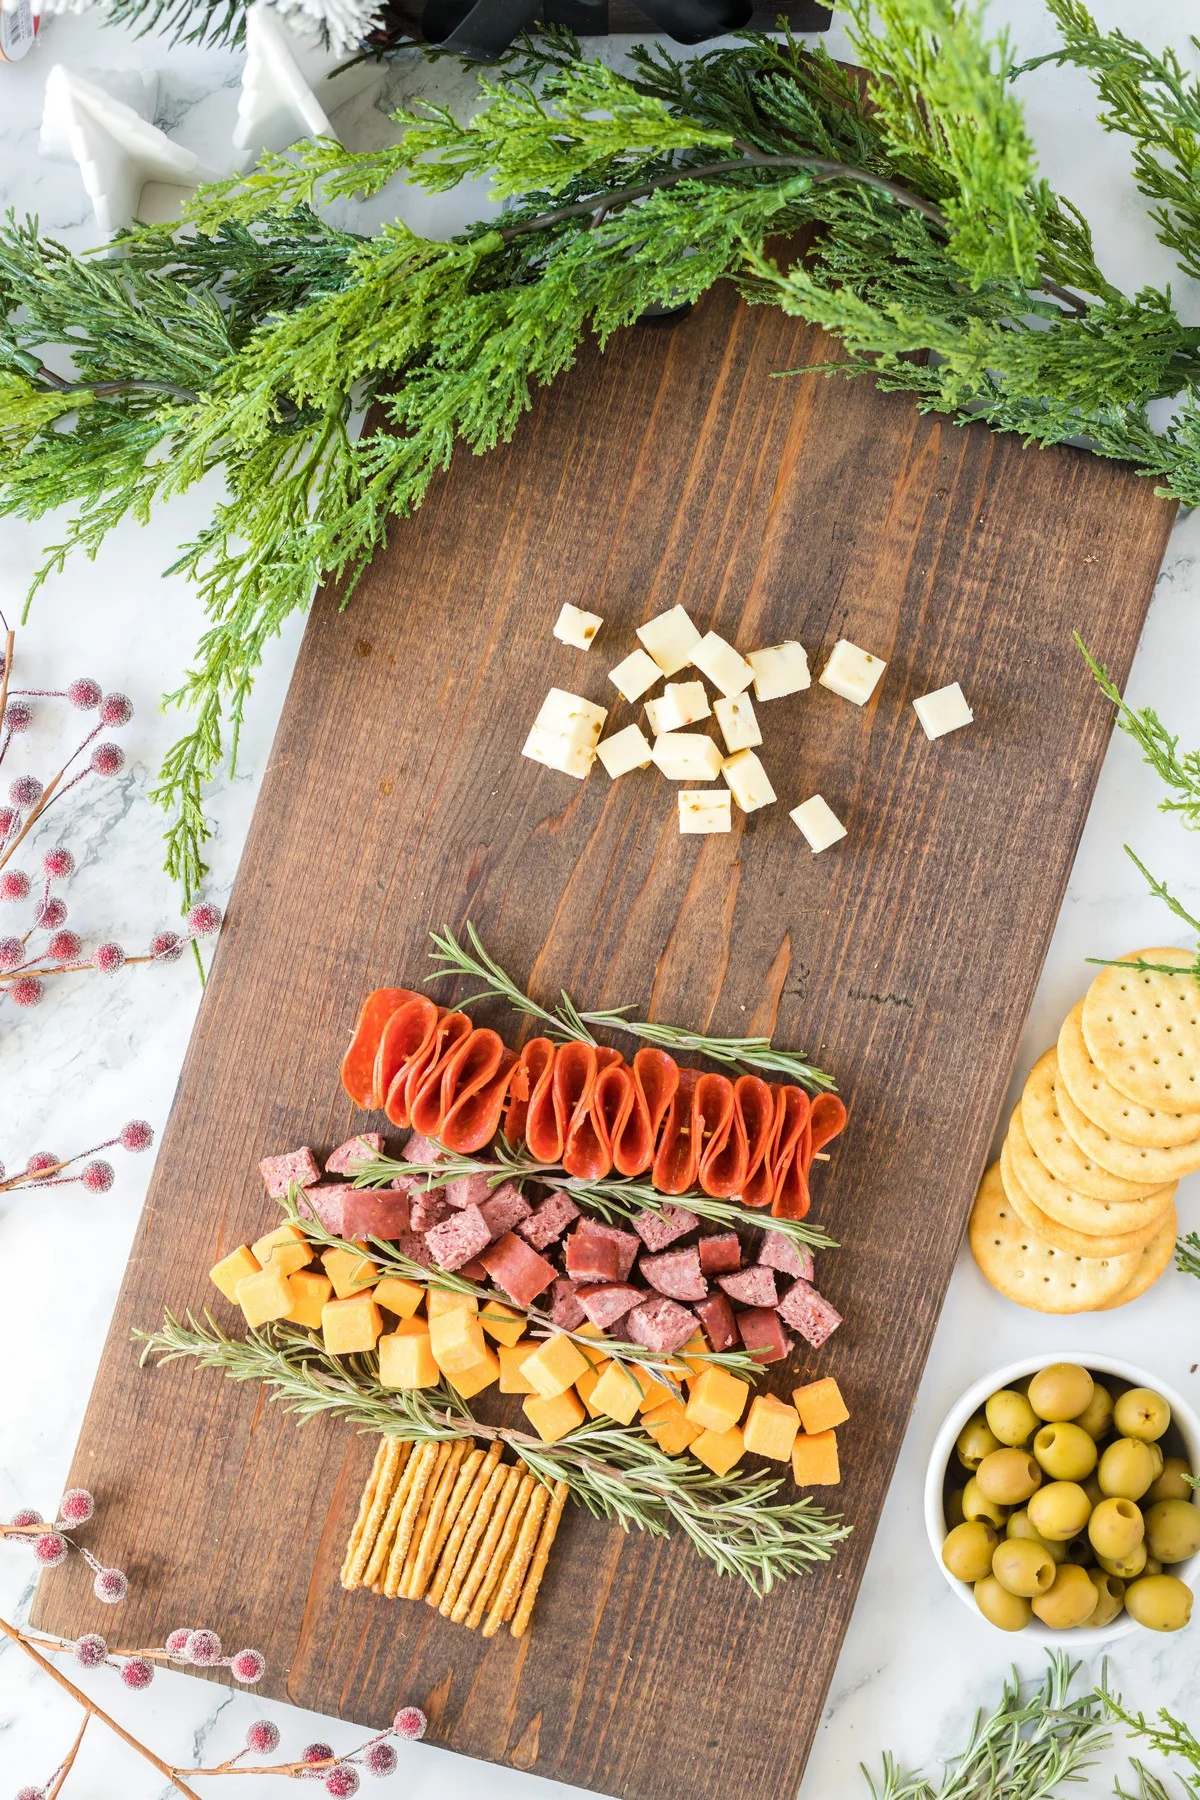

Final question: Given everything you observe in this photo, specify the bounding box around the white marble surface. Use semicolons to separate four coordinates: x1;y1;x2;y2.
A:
1;3;1199;1794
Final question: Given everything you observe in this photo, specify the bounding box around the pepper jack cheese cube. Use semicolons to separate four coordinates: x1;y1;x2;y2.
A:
523;1386;586;1443
589;1359;643;1425
535;688;607;747
322;1292;383;1355
743;1393;801;1462
691;1424;745;1477
378;1318;439;1389
251;1223;313;1278
637;604;701;677
596;722;653;778
210;1244;261;1303
321;1246;379;1298
653;680;711;732
792;1376;850;1435
553;602;603;650
521;723;596;781
608;648;662;703
642;1398;702;1456
285;1268;334;1329
678;789;731;835
235;1261;294;1328
449;1346;501;1398
690;632;754;698
912;681;973;740
819;639;886;706
643;696;671;736
372;1276;425;1320
713;692;762;754
479;1297;526;1347
685;1365;750;1434
747;641;810;702
429;1305;488;1375
722;748;776;813
791;1427;841;1486
652;731;724;782
790;793;847;853
499;1341;540;1393
520;1333;590;1399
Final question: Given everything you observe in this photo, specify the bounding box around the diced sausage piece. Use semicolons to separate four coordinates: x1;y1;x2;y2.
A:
717;1266;777;1308
632;1205;699;1253
425;1203;491;1272
695;1291;738;1353
479;1231;558;1307
548;1277;586;1331
458;1256;490;1282
298;1183;345;1236
444;1171;493;1211
402;1132;445;1166
260;1147;322;1198
586;1221;640;1281
324;1133;383;1176
625;1295;698;1355
479;1182;532;1240
639;1246;707;1303
737;1306;791;1364
340;1189;411;1240
565;1226;622;1284
697;1231;741;1275
778;1279;843;1348
517;1189;581;1251
576;1282;642;1330
757;1231;814;1281
410;1193;451;1233
390;1231;433;1270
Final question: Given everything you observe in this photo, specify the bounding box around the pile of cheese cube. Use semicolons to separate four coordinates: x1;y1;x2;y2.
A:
522;602;973;849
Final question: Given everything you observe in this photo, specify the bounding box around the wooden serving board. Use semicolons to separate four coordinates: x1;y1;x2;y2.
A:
38;279;1173;1799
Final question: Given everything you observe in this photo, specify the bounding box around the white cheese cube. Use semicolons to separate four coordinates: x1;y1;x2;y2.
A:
644;695;671;737
747;641;810;702
678;789;731;835
650;680;710;733
535;687;607;748
913;681;973;740
636;605;701;677
522;724;595;780
609;648;662;703
819;639;886;706
652;731;724;782
790;794;847;852
713;692;762;754
596;723;653;778
553;602;603;651
690;631;754;697
722;749;775;813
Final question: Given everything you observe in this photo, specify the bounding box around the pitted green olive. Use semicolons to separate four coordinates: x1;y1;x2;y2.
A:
1088;1496;1145;1562
1073;1382;1114;1442
957;1414;1002;1470
991;1538;1056;1597
974;1575;1032;1632
962;1477;1009;1528
1112;1387;1171;1443
1147;1458;1197;1505
942;1520;999;1583
1125;1573;1194;1632
976;1448;1042;1506
1098;1437;1158;1502
1028;1364;1094;1423
1144;1498;1200;1565
1085;1569;1125;1628
1096;1541;1147;1580
1027;1480;1092;1542
1031;1562;1099;1629
1033;1422;1098;1482
1006;1510;1068;1563
985;1389;1040;1447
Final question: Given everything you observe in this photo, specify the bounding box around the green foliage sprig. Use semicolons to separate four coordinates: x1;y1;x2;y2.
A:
1105;1671;1200;1800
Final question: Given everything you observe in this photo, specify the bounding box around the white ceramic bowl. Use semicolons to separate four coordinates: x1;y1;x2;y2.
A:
925;1352;1200;1645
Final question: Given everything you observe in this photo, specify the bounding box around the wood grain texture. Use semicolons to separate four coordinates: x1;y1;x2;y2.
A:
36;278;1174;1800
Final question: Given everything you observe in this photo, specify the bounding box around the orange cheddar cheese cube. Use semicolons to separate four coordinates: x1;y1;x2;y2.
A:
251;1223;312;1277
574;1362;610;1417
378;1319;439;1389
642;1399;701;1456
792;1377;849;1436
285;1268;333;1329
691;1425;745;1477
743;1393;800;1462
429;1306;487;1375
575;1323;611;1366
523;1387;585;1444
373;1276;424;1320
499;1341;539;1393
321;1292;383;1355
791;1428;840;1487
321;1246;379;1298
428;1286;478;1318
235;1261;293;1328
590;1360;642;1425
634;1364;682;1412
210;1245;260;1303
479;1297;526;1348
685;1366;750;1435
520;1334;590;1399
679;1334;709;1381
449;1347;501;1399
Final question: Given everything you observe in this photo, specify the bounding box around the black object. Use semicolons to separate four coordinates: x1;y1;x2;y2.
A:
370;0;829;60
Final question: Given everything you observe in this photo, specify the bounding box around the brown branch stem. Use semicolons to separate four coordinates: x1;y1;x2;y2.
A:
0;953;155;988
0;627;15;745
46;1711;89;1800
0;764;65;874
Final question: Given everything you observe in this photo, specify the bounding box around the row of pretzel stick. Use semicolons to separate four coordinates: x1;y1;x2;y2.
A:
340;1436;568;1638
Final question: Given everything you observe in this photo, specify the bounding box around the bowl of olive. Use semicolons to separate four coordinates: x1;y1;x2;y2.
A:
926;1355;1200;1641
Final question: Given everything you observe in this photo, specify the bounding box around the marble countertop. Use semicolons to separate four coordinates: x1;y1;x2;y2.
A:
1;2;1198;1793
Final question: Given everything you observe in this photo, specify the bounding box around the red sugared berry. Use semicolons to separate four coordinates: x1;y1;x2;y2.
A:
365;1743;398;1776
164;1628;192;1657
392;1707;426;1741
89;744;125;777
10;977;44;1008
42;847;75;881
99;693;133;726
0;936;23;969
230;1647;266;1684
4;701;32;733
187;902;222;937
325;1768;359;1798
25;1152;58;1174
185;1629;222;1666
93;1566;128;1604
10;1509;42;1528
121;1657;154;1690
149;931;184;962
34;1533;67;1566
245;1720;281;1755
92;942;125;974
302;1744;335;1766
34;897;67;931
119;1120;153;1152
15;1785;47;1800
74;1633;108;1668
67;678;102;710
0;806;15;835
58;1488;94;1525
48;930;82;962
81;1160;114;1193
0;870;31;902
8;775;41;809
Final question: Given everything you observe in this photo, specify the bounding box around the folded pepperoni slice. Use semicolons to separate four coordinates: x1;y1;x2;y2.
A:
524;1043;565;1164
696;1072;748;1198
441;1041;519;1154
563;1059;632;1181
613;1048;678;1177
402;1011;473;1134
651;1065;701;1195
340;988;420;1108
559;1044;604;1178
741;1083;784;1209
770;1085;814;1218
805;1093;848;1170
503;1038;556;1147
372;997;441;1119
734;1075;775;1198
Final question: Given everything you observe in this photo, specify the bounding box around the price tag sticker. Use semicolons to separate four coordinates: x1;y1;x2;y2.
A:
0;0;39;61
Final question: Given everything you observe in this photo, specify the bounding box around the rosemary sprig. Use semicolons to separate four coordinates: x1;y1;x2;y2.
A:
1103;1672;1200;1800
1176;1232;1200;1282
862;1653;1109;1800
135;1311;848;1592
428;923;837;1093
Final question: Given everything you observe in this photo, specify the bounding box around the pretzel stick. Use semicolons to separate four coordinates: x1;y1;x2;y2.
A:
384;1443;439;1597
406;1440;472;1600
452;1465;523;1624
467;1472;536;1630
396;1442;452;1597
344;1440;408;1590
363;1442;421;1590
510;1479;568;1639
439;1460;507;1618
427;1442;502;1610
484;1481;549;1637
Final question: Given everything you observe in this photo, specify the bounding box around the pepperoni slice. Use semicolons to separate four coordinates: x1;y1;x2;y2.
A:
770;1085;814;1218
503;1038;556;1146
402;1011;473;1134
524;1043;565;1164
613;1048;679;1177
340;988;420;1108
805;1093;848;1170
696;1072;749;1198
559;1044;604;1178
734;1074;775;1198
372;997;441;1119
741;1083;784;1209
563;1059;632;1181
441;1041;519;1153
412;1024;504;1143
651;1066;701;1194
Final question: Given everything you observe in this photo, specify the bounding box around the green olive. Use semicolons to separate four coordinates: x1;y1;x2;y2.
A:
963;1476;1009;1528
1144;1498;1200;1565
1147;1457;1197;1504
991;1537;1056;1597
946;1486;966;1528
1097;1542;1148;1580
1086;1569;1126;1628
1031;1562;1100;1629
985;1389;1040;1447
942;1520;999;1583
1082;1475;1105;1510
1112;1386;1171;1443
1033;1421;1098;1482
957;1413;1003;1470
974;1574;1032;1632
1088;1495;1145;1562
1007;1510;1068;1563
1148;1442;1165;1480
1028;1363;1094;1423
1073;1382;1115;1442
976;1448;1043;1506
1125;1573;1194;1632
1028;1480;1093;1542
1098;1437;1159;1502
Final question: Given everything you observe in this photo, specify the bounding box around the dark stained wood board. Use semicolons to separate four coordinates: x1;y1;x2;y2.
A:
37;277;1175;1800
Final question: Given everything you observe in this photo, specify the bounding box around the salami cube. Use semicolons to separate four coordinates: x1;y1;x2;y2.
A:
324;1133;383;1176
778;1279;842;1348
479;1231;558;1307
565;1225;621;1284
632;1205;698;1253
444;1171;493;1211
479;1182;532;1240
341;1189;411;1240
695;1291;738;1353
757;1231;814;1282
576;1282;641;1331
402;1132;444;1166
390;1230;433;1270
425;1203;491;1272
410;1192;451;1233
625;1295;698;1355
260;1147;321;1198
639;1246;707;1303
518;1190;580;1251
547;1277;587;1331
588;1221;640;1281
697;1231;741;1275
298;1183;345;1236
717;1266;777;1308
738;1306;791;1364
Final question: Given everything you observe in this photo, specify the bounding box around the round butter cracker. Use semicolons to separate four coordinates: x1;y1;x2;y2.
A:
1057;1002;1200;1148
1095;1204;1178;1309
1000;1135;1156;1259
1019;1048;1163;1201
969;1162;1142;1313
1055;1076;1200;1185
1006;1106;1174;1236
1082;949;1200;1115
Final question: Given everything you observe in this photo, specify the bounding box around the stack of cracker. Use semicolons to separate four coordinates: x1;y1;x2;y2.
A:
971;947;1200;1313
340;1435;568;1639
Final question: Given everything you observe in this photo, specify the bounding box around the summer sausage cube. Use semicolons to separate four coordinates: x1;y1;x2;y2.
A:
737;1306;791;1364
324;1133;383;1176
340;1189;411;1240
625;1295;699;1355
757;1231;814;1282
576;1282;642;1330
695;1291;738;1353
585;1221;640;1281
547;1277;586;1331
425;1203;491;1272
444;1171;493;1211
298;1184;345;1236
639;1246;707;1303
565;1226;622;1283
518;1190;581;1251
402;1132;445;1166
697;1231;741;1275
778;1278;842;1348
260;1147;322;1198
410;1193;451;1233
479;1231;558;1307
717;1266;777;1309
479;1182;532;1240
632;1205;699;1252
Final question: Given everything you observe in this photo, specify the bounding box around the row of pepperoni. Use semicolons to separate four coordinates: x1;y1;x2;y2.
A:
341;987;846;1220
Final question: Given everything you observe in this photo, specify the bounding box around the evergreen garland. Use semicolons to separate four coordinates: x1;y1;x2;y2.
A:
4;0;1200;892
